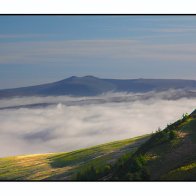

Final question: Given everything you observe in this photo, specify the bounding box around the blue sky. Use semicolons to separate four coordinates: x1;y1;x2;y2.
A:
0;15;196;89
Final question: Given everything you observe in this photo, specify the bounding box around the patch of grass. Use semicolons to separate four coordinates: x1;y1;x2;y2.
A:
181;118;196;142
161;162;196;180
48;135;149;168
137;129;180;156
0;154;68;180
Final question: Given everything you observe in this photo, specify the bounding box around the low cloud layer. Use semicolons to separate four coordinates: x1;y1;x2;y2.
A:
0;92;195;157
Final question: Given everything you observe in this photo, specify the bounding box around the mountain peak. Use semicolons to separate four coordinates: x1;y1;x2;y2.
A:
66;75;99;81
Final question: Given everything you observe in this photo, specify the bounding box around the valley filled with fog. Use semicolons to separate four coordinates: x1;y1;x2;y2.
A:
0;90;195;157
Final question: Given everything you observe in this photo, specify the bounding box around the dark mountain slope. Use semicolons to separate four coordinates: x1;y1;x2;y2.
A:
0;76;196;98
107;109;196;180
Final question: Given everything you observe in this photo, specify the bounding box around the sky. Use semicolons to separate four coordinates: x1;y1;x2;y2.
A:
0;15;196;89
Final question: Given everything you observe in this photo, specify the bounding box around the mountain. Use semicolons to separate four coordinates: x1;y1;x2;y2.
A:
0;109;195;181
0;76;196;98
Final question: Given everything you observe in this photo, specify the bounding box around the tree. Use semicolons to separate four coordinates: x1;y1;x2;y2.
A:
169;130;177;140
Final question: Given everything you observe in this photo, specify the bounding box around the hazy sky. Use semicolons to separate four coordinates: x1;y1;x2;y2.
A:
0;15;196;89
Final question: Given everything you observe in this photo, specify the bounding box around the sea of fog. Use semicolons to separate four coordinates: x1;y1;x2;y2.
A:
0;90;195;157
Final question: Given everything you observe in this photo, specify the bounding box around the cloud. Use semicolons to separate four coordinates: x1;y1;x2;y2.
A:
1;39;196;65
0;34;49;39
153;27;196;33
132;26;196;34
0;91;195;157
0;89;195;109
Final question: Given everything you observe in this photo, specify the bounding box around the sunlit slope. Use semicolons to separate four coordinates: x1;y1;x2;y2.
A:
0;135;149;180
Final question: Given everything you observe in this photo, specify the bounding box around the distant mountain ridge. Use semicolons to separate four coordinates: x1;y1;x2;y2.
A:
0;76;196;98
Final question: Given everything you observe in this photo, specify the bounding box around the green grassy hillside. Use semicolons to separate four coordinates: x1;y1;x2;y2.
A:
0;135;149;180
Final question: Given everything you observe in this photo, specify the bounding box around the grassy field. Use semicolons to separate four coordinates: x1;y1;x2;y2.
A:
0;134;149;180
161;162;196;180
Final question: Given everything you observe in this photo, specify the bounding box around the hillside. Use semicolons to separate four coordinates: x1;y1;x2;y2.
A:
0;76;196;97
0;135;149;180
140;109;196;181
